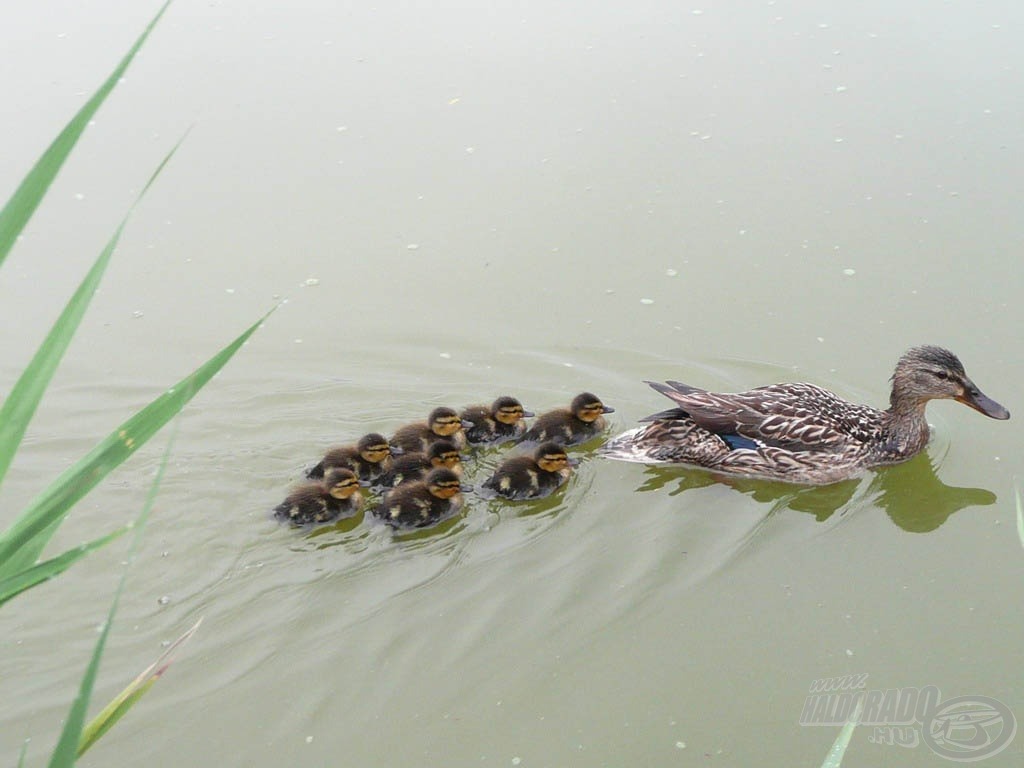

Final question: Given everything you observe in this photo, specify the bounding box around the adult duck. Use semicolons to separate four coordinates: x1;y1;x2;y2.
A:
600;346;1009;485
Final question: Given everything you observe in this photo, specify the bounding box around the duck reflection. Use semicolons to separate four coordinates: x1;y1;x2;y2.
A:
634;452;995;532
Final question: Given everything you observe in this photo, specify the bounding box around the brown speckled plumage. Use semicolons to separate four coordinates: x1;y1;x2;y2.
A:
601;346;1009;485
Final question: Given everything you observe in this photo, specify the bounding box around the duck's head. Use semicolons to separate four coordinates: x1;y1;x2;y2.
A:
428;407;472;436
424;467;472;499
570;392;615;422
427;440;464;471
356;433;394;463
323;468;361;499
534;442;573;473
891;346;1009;419
492;396;534;425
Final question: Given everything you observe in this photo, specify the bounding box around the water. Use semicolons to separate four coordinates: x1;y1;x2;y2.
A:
2;1;1022;765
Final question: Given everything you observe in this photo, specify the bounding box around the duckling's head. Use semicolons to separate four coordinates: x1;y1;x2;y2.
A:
891;346;1009;419
424;467;470;499
492;396;534;425
323;468;361;499
534;442;571;473
427;407;468;437
356;433;393;463
427;440;463;471
570;392;615;422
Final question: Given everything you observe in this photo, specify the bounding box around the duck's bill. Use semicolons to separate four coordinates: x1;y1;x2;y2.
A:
602;405;616;414
957;388;1011;420
521;410;536;418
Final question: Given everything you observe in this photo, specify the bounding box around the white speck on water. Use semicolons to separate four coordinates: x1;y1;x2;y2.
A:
439;352;452;359
843;268;856;276
406;243;420;250
665;268;678;277
225;287;235;294
835;85;848;92
511;759;521;766
817;337;825;343
294;339;303;344
834;137;844;143
739;228;747;235
466;146;475;154
676;741;687;749
157;595;170;605
605;288;614;294
161;551;169;557
563;362;574;368
846;648;854;656
306;736;314;744
640;298;654;305
691;9;703;14
303;277;320;286
336;125;348;132
74;192;85;200
132;310;144;319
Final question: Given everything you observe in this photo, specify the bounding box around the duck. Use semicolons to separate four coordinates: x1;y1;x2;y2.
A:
391;406;472;453
600;345;1010;485
519;392;615;446
377;439;464;487
307;433;395;483
374;467;471;528
274;468;364;525
481;442;574;500
461;396;534;444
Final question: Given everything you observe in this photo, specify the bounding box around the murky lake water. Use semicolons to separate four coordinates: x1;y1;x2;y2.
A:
2;1;1022;765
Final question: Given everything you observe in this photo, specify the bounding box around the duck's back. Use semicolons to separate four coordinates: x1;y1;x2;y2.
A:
654;381;884;450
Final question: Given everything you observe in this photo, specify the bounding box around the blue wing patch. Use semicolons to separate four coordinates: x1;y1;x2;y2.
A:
721;433;760;451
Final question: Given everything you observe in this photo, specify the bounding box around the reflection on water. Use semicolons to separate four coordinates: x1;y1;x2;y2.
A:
631;451;996;532
864;453;997;533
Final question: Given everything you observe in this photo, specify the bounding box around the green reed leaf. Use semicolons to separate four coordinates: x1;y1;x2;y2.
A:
820;697;863;768
78;617;202;756
0;306;273;577
0;0;171;268
46;422;174;768
0;137;185;494
0;526;129;607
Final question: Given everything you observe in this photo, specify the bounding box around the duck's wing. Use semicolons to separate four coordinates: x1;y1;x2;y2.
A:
647;381;882;451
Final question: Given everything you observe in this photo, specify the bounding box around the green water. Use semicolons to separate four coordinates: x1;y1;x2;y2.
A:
2;1;1022;766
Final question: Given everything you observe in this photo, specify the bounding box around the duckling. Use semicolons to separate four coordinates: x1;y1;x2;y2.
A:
378;440;465;487
374;467;471;528
481;442;574;500
519;392;615;446
461;396;535;444
274;468;363;525
391;406;471;453
307;433;395;483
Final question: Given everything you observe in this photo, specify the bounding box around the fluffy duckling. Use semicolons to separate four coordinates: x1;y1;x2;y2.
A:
519;392;614;446
391;407;471;453
374;467;471;529
481;442;574;500
307;433;395;483
378;440;464;488
461;396;534;444
274;468;363;525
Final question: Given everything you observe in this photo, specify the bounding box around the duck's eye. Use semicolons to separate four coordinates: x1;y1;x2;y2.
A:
933;370;949;380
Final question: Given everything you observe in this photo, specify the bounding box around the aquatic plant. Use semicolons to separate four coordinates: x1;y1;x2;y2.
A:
0;2;269;763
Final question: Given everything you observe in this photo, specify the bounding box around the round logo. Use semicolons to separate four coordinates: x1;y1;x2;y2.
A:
922;695;1017;762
